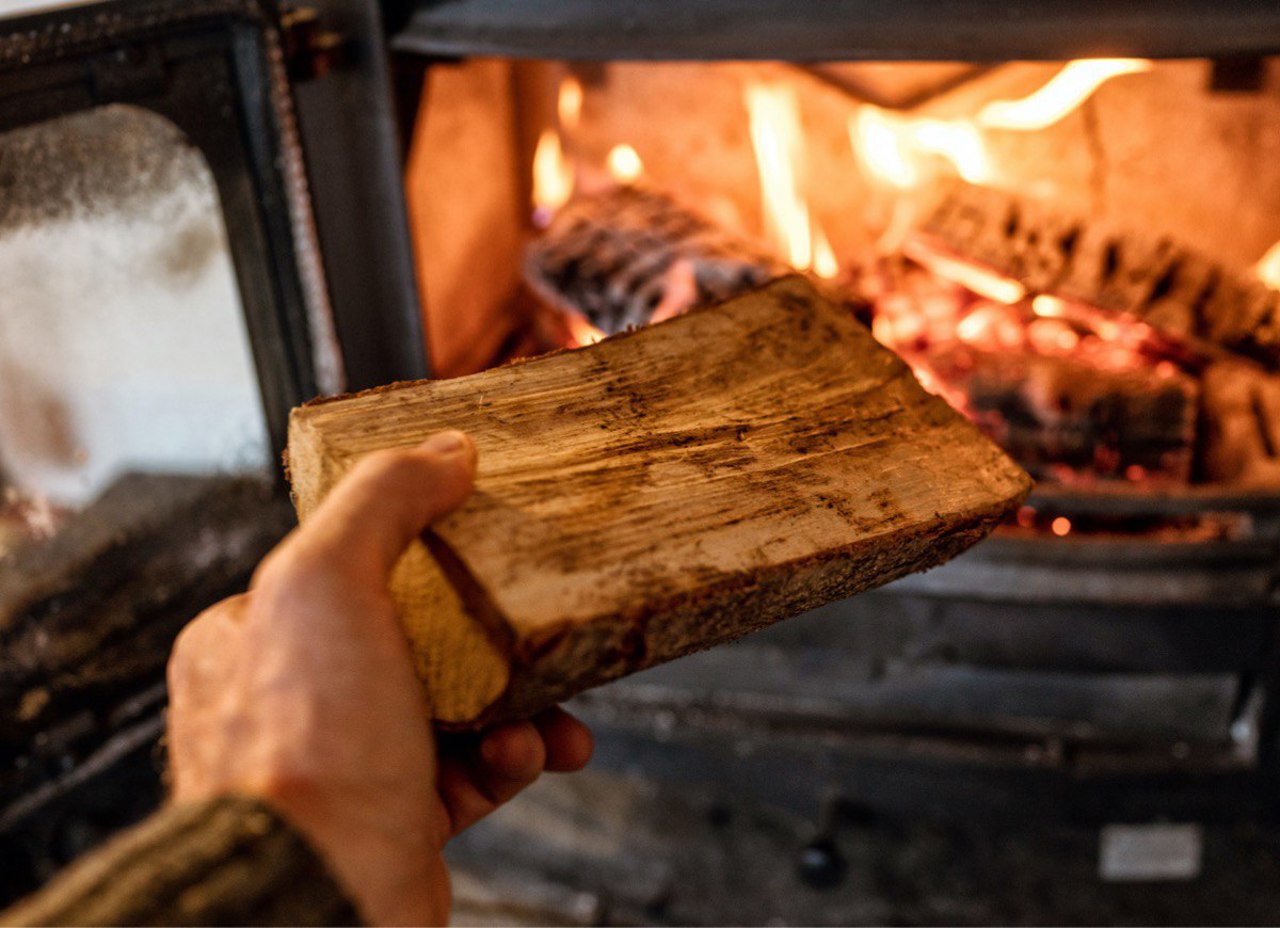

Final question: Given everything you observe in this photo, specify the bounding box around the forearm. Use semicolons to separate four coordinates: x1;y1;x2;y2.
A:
0;796;360;927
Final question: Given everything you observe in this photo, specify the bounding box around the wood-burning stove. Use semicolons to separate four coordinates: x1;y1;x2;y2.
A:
5;0;1280;919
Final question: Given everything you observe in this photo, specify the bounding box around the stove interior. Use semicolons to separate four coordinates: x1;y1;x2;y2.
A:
408;56;1280;541
5;31;1280;921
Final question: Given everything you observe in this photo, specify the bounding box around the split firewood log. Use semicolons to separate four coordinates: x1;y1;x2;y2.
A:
920;182;1280;372
287;277;1030;729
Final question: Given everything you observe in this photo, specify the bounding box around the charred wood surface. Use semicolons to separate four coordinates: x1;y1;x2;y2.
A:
288;276;1031;729
930;346;1199;482
1200;361;1280;486
524;186;784;335
921;183;1280;372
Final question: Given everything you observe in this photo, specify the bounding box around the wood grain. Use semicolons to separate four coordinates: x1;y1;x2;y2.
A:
288;276;1030;728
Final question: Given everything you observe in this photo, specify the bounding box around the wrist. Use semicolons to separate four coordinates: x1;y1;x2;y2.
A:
248;774;450;927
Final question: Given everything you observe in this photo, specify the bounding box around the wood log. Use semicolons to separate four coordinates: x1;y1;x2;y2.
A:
920;182;1280;371
927;346;1198;482
287;277;1031;730
524;186;784;336
1200;361;1280;485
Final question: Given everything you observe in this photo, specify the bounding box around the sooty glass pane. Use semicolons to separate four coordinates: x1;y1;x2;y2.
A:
0;104;269;550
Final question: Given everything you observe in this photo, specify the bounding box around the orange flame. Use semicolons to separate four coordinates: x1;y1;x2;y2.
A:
744;82;841;277
745;82;812;269
812;225;839;280
852;107;919;189
851;106;990;188
606;143;643;184
1256;240;1280;290
978;59;1153;131
564;312;606;348
558;76;583;131
1051;516;1072;537
532;128;573;226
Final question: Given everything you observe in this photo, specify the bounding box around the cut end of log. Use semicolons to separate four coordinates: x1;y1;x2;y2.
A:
288;276;1031;729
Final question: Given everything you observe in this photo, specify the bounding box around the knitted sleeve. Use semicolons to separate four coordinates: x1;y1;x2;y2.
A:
0;796;361;926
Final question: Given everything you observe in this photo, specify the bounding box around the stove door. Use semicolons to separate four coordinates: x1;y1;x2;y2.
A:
0;0;426;457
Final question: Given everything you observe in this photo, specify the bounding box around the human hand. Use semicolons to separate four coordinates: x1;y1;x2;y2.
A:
166;431;593;926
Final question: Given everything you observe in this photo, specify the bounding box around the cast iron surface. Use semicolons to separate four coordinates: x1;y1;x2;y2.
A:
0;0;322;451
290;0;430;390
395;0;1280;62
444;768;1280;926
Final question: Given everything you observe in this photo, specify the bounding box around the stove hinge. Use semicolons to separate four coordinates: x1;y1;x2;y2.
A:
279;5;349;83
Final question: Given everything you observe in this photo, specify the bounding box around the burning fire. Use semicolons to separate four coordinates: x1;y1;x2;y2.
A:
1257;239;1280;290
606;143;644;184
852;107;990;188
904;238;1026;305
850;59;1152;194
531;77;589;226
744;82;837;277
978;59;1153;131
812;225;839;280
745;82;812;269
558;75;583;131
532;128;573;227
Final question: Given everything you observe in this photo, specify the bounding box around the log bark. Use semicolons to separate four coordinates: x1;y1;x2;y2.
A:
287;277;1031;729
920;182;1280;372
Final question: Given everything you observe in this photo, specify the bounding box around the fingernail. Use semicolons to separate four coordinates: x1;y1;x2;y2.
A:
419;430;469;456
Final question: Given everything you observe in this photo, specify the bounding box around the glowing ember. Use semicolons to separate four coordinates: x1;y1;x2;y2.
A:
606;143;644;184
532;128;574;227
978;59;1153;131
558;76;583;131
903;238;1027;305
563;311;606;348
1032;294;1069;318
745;82;813;269
1257;239;1280;290
1050;516;1072;537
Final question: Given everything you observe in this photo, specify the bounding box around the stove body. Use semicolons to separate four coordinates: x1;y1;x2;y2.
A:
3;0;1280;912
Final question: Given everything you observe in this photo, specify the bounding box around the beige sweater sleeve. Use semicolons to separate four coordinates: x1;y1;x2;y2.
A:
0;796;360;927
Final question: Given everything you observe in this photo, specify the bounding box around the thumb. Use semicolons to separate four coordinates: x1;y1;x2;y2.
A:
276;431;478;588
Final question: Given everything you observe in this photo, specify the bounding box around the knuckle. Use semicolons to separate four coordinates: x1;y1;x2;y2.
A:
250;547;288;591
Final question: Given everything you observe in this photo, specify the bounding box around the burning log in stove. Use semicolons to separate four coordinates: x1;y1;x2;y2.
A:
920;183;1280;371
524;186;783;339
888;182;1280;488
929;345;1198;483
